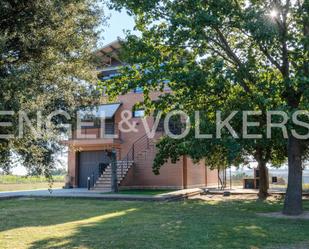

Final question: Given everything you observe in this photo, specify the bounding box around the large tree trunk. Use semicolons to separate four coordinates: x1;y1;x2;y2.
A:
257;160;269;200
283;136;303;215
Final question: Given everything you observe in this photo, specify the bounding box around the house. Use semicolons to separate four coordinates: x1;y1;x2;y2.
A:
65;40;218;190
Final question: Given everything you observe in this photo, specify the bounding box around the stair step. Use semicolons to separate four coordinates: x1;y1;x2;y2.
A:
95;183;121;188
96;181;121;185
102;172;128;176
98;179;115;183
96;179;123;184
93;188;111;191
100;171;129;175
93;159;134;191
102;166;133;170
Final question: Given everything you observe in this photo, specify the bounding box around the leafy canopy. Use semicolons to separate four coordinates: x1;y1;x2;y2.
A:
0;0;104;176
103;0;309;174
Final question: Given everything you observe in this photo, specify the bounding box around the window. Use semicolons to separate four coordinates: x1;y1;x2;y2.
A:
100;73;120;81
134;86;143;93
133;109;145;118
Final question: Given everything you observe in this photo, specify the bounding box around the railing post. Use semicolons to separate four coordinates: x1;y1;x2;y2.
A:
91;172;94;188
121;161;123;178
87;177;90;191
132;144;135;161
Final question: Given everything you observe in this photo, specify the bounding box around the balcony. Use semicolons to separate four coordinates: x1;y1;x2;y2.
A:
65;123;122;149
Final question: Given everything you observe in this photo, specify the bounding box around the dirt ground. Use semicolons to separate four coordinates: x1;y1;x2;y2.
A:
189;193;309;202
258;211;309;220
190;194;309;221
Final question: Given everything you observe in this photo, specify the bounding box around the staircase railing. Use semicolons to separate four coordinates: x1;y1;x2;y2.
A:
118;133;153;179
93;133;156;189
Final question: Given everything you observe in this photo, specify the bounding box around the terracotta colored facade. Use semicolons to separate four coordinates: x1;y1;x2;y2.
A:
65;41;218;189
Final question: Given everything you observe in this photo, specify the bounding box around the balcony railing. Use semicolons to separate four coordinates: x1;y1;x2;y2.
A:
71;123;121;140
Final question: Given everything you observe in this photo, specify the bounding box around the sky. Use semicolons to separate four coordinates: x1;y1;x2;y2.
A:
100;6;136;46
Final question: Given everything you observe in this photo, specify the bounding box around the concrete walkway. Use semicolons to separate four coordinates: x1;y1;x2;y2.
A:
0;188;104;198
0;188;202;201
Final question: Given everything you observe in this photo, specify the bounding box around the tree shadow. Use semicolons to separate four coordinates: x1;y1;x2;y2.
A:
22;199;309;249
0;198;139;233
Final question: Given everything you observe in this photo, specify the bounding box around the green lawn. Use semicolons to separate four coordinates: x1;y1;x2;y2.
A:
0;182;64;192
0;175;64;192
0;198;308;249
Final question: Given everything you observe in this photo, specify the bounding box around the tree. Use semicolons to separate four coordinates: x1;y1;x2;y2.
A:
0;0;104;179
152;90;287;200
105;0;309;214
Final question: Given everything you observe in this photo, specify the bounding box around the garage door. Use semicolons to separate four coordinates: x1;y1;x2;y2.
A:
78;151;110;188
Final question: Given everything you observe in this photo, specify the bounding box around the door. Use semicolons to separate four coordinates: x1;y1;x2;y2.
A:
78;151;111;188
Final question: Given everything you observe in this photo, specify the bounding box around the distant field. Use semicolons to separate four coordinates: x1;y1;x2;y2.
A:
0;175;64;192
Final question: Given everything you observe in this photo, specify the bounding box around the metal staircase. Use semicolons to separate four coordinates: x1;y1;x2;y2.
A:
93;160;134;190
93;133;157;191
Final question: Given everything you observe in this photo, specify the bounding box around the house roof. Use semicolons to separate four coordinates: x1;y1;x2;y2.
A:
95;40;123;66
79;103;122;119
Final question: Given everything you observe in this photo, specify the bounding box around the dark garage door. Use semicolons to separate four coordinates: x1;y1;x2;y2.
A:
78;151;110;188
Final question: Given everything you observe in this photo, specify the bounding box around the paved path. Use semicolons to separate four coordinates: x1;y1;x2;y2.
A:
0;188;202;201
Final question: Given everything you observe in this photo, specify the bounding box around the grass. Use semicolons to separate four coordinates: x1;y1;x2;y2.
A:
0;175;64;192
0;175;64;184
105;189;172;195
0;198;308;249
0;182;64;192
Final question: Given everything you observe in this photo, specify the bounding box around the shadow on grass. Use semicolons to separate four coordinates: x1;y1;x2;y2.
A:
22;199;309;249
1;198;309;248
0;198;139;233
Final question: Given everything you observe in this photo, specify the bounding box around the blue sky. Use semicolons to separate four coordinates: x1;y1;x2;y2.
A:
100;6;136;46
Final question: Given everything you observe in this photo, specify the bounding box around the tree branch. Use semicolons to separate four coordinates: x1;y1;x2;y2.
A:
214;28;243;67
258;43;283;73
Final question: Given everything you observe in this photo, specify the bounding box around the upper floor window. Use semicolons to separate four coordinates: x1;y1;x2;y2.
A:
100;73;120;81
133;86;143;93
133;109;145;118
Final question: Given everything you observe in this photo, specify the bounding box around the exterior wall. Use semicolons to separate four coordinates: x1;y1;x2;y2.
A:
66;41;219;189
121;158;184;189
112;90;190;189
205;167;219;187
185;157;219;188
114;91;165;157
67;89;219;189
68;150;78;187
185;157;207;188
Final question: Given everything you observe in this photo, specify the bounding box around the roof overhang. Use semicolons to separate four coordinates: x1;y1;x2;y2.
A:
95;40;123;66
79;103;122;119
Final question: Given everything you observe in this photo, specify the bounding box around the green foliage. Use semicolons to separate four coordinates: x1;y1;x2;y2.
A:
103;0;308;177
0;0;104;177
